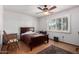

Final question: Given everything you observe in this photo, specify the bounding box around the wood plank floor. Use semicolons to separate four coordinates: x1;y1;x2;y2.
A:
1;39;79;54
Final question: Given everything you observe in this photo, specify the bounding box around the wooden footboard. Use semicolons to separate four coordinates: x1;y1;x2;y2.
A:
21;35;49;51
20;27;49;51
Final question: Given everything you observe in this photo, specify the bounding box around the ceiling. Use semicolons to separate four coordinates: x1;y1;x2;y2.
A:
4;5;77;17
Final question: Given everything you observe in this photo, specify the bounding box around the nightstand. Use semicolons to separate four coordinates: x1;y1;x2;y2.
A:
38;31;47;35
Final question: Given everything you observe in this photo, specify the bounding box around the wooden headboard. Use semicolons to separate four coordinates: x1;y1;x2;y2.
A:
20;27;34;34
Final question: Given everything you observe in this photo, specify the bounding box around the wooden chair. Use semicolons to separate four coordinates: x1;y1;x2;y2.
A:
3;31;19;53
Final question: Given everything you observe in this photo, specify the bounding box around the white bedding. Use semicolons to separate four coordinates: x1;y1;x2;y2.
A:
21;31;36;35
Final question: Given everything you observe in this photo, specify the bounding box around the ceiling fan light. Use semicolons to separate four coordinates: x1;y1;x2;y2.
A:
43;11;49;15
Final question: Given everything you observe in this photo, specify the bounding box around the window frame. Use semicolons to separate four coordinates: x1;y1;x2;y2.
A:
47;15;71;33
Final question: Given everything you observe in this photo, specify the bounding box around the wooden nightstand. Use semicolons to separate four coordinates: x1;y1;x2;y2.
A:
38;31;47;35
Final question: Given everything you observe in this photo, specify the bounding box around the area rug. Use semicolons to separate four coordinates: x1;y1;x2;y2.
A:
38;45;72;54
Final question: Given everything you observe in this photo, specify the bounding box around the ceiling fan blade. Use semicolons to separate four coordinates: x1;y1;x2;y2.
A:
49;6;56;11
37;7;43;10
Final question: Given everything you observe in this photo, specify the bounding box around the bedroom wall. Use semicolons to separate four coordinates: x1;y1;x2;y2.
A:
38;6;79;46
0;5;3;50
3;10;39;35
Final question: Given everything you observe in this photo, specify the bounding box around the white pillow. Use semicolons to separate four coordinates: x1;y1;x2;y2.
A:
21;31;35;35
8;39;18;43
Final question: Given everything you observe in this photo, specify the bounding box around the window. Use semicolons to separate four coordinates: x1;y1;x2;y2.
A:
47;15;70;33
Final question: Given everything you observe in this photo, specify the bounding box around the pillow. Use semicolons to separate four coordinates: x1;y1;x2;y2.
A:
8;39;18;43
21;31;35;35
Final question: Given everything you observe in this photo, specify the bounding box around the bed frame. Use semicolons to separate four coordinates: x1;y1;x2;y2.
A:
20;27;49;51
20;27;34;34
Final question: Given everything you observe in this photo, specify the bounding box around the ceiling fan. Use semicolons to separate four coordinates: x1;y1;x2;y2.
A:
37;5;56;15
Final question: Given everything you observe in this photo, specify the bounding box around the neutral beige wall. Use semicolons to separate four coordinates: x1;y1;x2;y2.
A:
3;10;38;34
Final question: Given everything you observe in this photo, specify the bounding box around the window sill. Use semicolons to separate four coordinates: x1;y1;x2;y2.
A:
47;30;71;34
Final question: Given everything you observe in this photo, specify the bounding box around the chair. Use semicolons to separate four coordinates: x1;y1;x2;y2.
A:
3;31;19;53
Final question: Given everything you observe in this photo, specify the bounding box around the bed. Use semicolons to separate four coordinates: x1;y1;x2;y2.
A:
20;27;49;51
